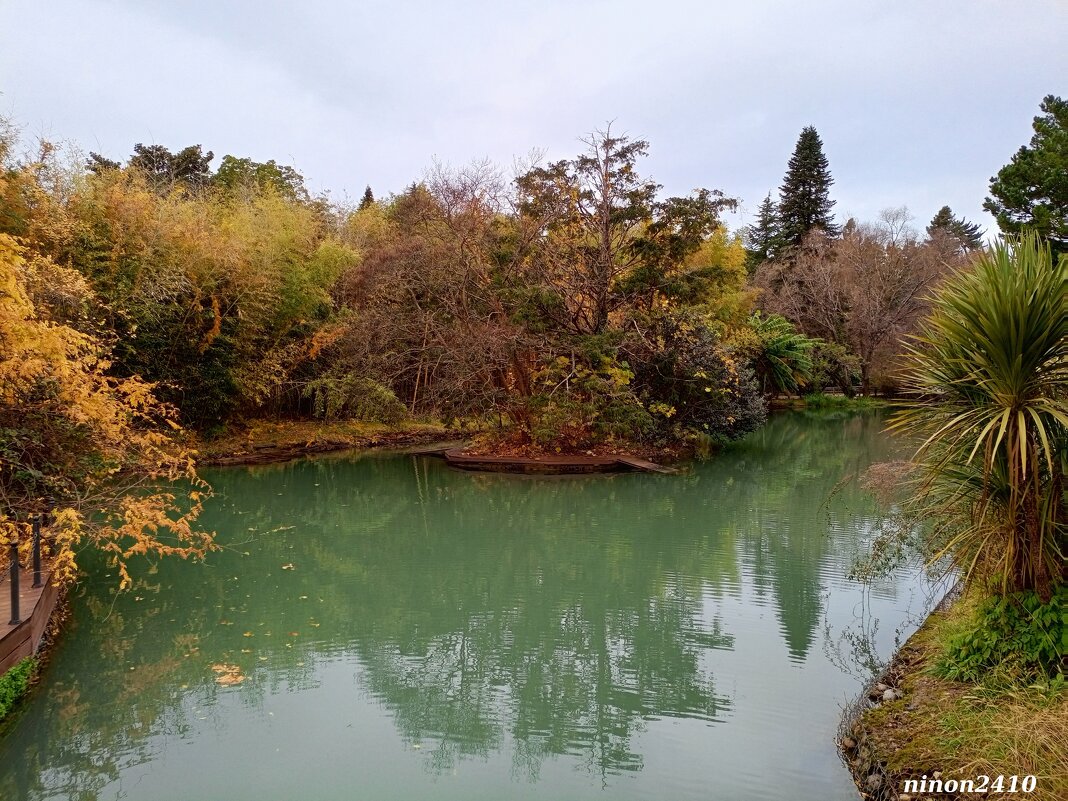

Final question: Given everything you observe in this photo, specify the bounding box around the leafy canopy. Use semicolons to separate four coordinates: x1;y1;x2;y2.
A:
984;95;1068;257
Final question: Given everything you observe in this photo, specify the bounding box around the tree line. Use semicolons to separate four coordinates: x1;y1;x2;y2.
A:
0;94;1064;585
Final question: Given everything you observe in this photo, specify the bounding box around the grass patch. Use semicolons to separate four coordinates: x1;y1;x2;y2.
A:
802;392;884;410
860;593;1067;801
0;657;37;722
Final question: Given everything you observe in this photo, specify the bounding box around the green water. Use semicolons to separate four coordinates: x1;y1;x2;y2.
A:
0;412;931;801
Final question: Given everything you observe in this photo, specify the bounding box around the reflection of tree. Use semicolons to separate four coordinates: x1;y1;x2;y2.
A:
0;411;901;797
271;457;739;778
711;411;902;662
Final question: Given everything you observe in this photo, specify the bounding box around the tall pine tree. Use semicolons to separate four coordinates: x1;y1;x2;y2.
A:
927;205;984;251
745;193;780;269
358;185;375;210
777;126;839;249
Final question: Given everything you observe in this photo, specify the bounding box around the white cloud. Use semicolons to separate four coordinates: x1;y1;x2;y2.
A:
2;0;1064;231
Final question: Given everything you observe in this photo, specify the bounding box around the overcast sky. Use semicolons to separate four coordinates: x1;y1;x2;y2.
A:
2;0;1065;233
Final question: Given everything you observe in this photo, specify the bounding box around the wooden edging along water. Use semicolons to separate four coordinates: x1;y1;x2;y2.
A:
439;448;677;475
0;519;61;674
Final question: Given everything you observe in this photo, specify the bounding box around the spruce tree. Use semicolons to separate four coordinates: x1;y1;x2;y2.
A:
359;185;375;210
777;126;839;249
927;205;983;251
745;192;780;269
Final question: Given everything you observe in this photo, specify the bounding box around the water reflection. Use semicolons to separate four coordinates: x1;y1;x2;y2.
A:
0;411;917;801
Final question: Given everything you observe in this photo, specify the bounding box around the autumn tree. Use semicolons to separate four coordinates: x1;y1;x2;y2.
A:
513;128;736;335
0;234;215;588
984;94;1068;256
322;130;764;448
510;129;763;444
93;143;217;191
327;165;523;424
776;126;839;250
756;208;958;393
6;136;356;428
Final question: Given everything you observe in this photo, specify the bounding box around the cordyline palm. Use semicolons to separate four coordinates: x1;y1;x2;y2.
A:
890;232;1067;597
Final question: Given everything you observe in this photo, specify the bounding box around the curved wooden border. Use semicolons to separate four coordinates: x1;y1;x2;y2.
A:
441;449;675;475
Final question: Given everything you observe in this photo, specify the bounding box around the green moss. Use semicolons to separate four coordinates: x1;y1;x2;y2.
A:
0;657;37;721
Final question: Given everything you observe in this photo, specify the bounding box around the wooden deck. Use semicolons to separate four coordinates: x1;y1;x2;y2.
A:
0;568;59;673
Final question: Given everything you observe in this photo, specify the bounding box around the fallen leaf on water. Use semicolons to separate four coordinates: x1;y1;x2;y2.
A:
243;631;254;637
288;632;299;637
211;663;245;686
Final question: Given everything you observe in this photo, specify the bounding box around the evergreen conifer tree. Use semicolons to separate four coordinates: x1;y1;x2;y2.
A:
777;126;839;249
359;185;375;210
984;95;1067;256
927;205;984;251
745;193;780;268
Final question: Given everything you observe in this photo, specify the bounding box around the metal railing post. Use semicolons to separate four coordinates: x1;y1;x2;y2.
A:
32;515;42;588
8;542;20;625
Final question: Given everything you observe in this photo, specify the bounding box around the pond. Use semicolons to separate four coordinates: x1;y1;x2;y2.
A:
0;411;933;801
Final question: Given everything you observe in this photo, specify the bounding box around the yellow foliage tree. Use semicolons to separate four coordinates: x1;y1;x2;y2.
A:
0;233;215;588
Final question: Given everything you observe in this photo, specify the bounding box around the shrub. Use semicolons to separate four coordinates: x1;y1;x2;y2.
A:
0;657;37;721
302;374;408;424
627;309;766;440
936;586;1066;684
524;355;653;449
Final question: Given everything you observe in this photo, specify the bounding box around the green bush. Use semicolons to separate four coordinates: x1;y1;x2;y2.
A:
936;586;1066;684
302;374;408;424
627;309;766;441
525;355;653;449
802;392;880;410
808;341;861;396
0;657;37;721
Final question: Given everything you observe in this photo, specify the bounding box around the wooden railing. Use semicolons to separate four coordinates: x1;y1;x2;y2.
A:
5;515;48;625
0;515;58;673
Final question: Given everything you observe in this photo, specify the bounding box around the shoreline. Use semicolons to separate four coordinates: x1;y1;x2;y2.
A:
195;421;463;467
193;419;694;472
839;586;1065;801
839;585;961;800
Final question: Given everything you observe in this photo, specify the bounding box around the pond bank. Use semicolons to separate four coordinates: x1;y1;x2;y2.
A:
195;419;688;472
840;590;1066;801
196;420;461;466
